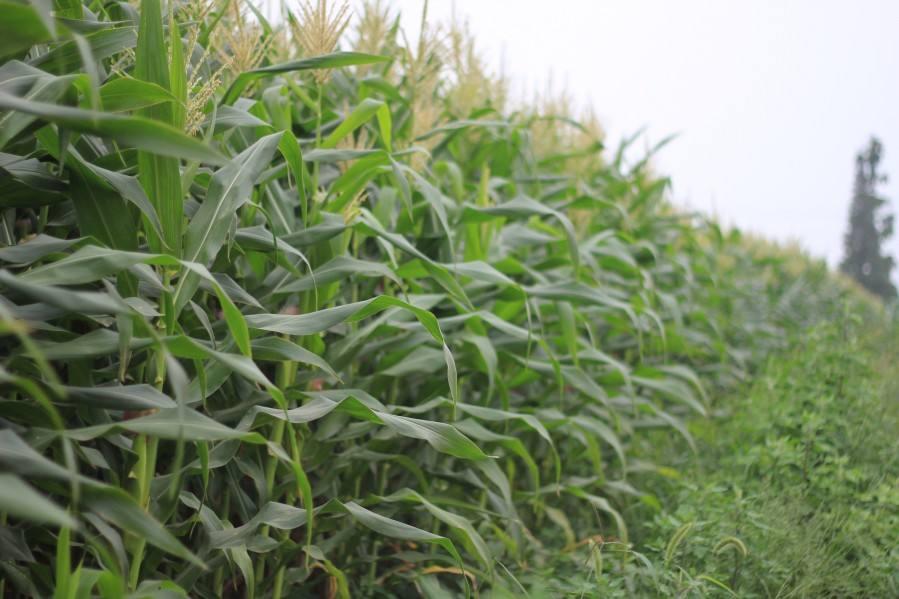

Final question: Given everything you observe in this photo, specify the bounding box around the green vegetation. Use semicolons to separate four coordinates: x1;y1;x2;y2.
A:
0;1;894;597
632;315;899;597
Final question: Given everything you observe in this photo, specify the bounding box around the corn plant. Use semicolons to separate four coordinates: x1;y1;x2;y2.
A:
0;0;861;596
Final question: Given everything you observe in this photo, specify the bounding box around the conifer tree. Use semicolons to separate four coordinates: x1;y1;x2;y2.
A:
840;137;897;299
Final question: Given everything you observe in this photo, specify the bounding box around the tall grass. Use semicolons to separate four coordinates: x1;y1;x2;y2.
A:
0;0;869;596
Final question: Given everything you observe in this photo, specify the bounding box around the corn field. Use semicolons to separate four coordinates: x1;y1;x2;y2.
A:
0;0;878;597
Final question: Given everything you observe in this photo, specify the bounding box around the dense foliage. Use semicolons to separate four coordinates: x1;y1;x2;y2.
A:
634;316;899;597
0;0;884;597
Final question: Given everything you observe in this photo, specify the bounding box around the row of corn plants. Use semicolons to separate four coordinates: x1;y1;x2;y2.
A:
0;0;868;596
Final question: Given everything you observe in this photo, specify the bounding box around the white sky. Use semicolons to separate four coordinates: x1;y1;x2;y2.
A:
387;0;899;269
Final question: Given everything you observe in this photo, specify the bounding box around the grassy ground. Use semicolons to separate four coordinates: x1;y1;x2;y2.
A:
630;310;899;597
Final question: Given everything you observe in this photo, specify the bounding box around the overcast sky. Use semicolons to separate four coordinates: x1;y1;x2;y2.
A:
386;0;899;269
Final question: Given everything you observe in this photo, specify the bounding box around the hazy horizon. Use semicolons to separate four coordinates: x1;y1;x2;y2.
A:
260;0;899;274
390;0;899;274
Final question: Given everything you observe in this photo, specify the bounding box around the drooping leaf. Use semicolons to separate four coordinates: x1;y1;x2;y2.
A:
0;91;225;164
0;474;77;529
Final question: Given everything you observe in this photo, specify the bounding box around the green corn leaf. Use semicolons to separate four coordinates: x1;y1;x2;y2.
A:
322;98;392;152
182;132;284;267
16;245;180;285
251;336;340;381
0;155;67;208
454;419;541;491
379;488;492;571
0;234;85;265
341;501;464;566
204;104;271;132
16;246;250;355
82;486;204;568
0;66;79;148
0;2;54;59
69;171;140;252
244;391;486;460
0;270;133;315
65;407;266;443
0;474;77;529
207;501;309;549
273;255;398;294
246;296;442;341
247;295;459;403
62;384;176;410
28;26;136;75
135;0;181;254
174;132;284;316
462;196;580;271
32;126;166;245
99;77;176;113
0;91;225;164
167;11;186;130
224;52;390;104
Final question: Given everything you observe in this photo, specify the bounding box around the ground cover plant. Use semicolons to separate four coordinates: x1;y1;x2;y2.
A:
632;315;899;597
0;0;891;596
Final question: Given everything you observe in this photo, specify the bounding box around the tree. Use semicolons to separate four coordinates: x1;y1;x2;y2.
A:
840;137;897;299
